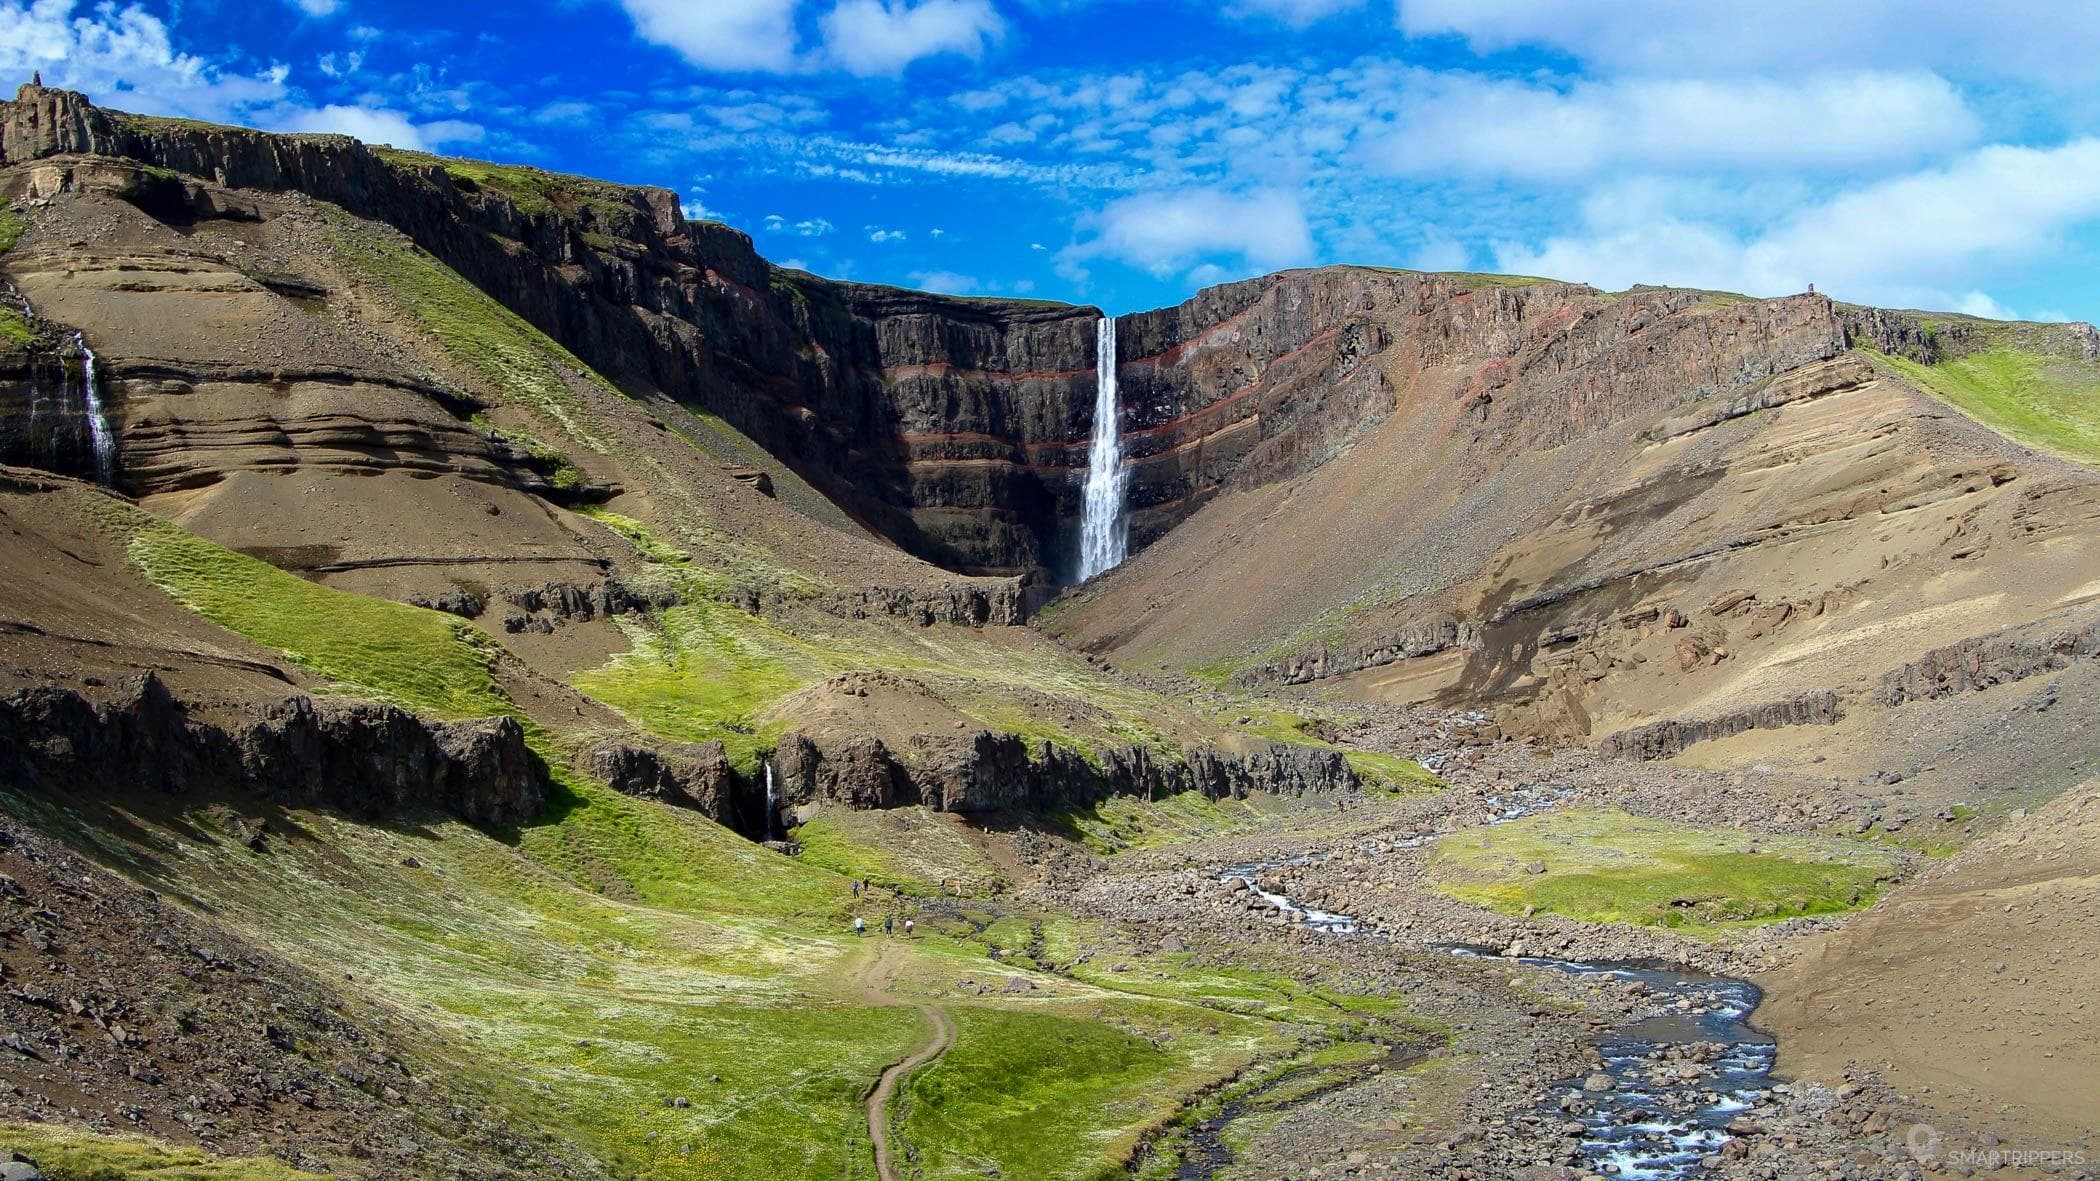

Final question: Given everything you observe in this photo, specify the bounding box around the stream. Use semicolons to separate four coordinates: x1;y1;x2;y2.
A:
1208;795;1774;1179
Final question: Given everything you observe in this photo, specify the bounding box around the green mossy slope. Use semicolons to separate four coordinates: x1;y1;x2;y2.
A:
1875;346;2100;466
1429;808;1903;928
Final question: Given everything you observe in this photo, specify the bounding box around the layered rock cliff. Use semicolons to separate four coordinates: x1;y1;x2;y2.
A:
0;84;1611;585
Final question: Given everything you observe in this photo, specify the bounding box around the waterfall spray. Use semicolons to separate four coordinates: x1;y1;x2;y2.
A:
1077;315;1127;579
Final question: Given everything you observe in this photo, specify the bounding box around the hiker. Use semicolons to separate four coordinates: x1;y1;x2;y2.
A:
854;917;865;937
883;915;894;936
904;919;915;937
851;880;861;897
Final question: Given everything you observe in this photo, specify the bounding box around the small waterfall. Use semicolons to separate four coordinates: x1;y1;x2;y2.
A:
1077;315;1127;580
762;761;778;841
1;283;117;486
73;333;117;485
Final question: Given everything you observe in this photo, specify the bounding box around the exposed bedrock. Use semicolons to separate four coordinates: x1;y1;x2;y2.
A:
1876;618;2100;707
1596;615;2100;760
0;670;545;826
772;726;1355;815
1598;691;1846;761
582;737;742;828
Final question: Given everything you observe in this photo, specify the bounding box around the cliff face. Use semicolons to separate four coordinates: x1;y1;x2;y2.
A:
0;84;1595;584
0;84;1105;578
0;671;546;827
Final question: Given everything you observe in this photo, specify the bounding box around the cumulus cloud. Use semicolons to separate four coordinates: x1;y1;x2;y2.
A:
1395;0;2100;84
1071;187;1314;280
282;104;483;150
618;0;1002;76
1493;138;2100;312
1371;71;1975;181
619;0;801;72
820;0;1004;76
0;0;291;123
286;0;342;16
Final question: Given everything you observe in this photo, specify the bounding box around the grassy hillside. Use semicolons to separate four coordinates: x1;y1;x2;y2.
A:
14;479;1419;1180
1874;346;2100;466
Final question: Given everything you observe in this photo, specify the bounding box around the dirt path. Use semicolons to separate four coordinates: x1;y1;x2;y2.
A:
852;942;957;1181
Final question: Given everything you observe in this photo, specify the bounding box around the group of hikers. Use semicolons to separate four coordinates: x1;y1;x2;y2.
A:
849;877;915;938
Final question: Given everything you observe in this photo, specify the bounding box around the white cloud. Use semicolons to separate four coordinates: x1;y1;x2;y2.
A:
1955;291;2018;320
766;215;836;236
1494;138;2100;311
316;51;362;79
1071;187;1314;279
282;104;483;150
1411;237;1469;272
283;104;424;146
620;0;801;72
820;0;1004;76
287;0;342;15
0;0;291;123
417;118;485;146
1371;71;1974;181
1225;0;1364;26
869;227;907;242
911;269;981;293
1396;0;2100;84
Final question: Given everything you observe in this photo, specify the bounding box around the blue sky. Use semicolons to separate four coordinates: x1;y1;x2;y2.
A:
6;0;2100;321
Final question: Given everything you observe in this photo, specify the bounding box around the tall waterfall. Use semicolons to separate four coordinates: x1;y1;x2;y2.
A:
74;333;117;485
1077;315;1127;580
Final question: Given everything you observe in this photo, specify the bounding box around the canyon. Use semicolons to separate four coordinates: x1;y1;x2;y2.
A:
0;80;2096;1181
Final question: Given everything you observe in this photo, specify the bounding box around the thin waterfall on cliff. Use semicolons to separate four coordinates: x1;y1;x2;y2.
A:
74;333;117;485
762;761;778;841
1078;315;1127;579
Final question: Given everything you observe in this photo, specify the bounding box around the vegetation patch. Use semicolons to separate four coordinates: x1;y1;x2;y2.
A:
107;503;513;721
1874;347;2100;466
900;1004;1228;1181
0;207;24;255
1344;750;1445;794
574;602;822;772
0;303;33;349
1428;808;1904;928
1052;791;1271;856
0;1125;323;1180
372;149;637;223
324;216;616;453
790;807;1003;894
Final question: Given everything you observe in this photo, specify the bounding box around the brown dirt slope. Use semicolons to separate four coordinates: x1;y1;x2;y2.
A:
1761;782;2100;1146
1048;289;2100;780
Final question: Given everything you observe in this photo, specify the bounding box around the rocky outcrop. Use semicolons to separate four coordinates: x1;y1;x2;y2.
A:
1876;618;2100;707
1840;306;2100;365
774;726;1356;815
1242;618;1482;687
0;671;544;825
497;578;674;633
1598;691;1844;761
815;581;1024;627
582;737;740;826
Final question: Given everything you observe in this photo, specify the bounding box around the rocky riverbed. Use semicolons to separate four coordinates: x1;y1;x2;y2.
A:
1020;704;2044;1180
